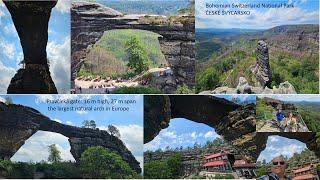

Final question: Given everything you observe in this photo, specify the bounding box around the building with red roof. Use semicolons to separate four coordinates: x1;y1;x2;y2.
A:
233;159;257;179
292;164;319;180
202;152;233;172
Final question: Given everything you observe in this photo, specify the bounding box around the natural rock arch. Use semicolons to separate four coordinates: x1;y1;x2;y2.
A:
144;95;257;161
0;102;141;173
3;1;58;94
255;132;319;159
71;2;195;92
144;96;320;162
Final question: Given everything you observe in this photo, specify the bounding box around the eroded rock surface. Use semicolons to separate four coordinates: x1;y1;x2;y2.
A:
71;2;195;93
144;95;257;161
251;40;272;87
4;1;57;94
0;102;141;173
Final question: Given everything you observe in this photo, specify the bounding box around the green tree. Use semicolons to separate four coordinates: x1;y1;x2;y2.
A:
107;124;121;138
125;36;151;74
48;144;62;163
144;161;172;179
167;153;182;178
89;120;96;129
80;146;137;179
196;67;220;93
256;166;267;177
175;85;195;94
4;97;13;105
82;120;96;129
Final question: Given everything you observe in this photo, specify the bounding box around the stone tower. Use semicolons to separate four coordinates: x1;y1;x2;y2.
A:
251;40;272;87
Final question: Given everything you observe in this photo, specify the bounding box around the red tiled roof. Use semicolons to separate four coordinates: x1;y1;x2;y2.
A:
293;174;317;180
293;165;313;174
203;160;227;167
233;160;256;168
205;153;227;160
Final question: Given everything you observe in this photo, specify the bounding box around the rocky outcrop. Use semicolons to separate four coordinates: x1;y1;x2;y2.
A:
255;132;320;159
144;95;257;161
0;102;141;173
251;40;272;87
71;2;195;93
203;77;297;94
260;97;296;111
4;1;57;94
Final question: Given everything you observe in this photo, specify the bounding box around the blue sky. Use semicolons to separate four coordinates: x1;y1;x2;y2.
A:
196;0;319;29
0;0;71;93
258;94;320;102
257;135;307;163
214;94;256;104
0;95;143;168
144;118;220;151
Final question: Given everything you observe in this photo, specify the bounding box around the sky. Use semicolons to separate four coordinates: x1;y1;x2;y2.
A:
257;135;307;163
196;0;319;29
214;94;256;104
0;0;71;93
144;118;220;151
0;95;143;169
258;94;320;102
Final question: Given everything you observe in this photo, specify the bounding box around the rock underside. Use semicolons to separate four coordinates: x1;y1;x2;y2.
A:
0;102;141;173
4;1;58;94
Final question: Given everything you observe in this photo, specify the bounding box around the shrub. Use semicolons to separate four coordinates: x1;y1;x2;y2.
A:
113;86;162;94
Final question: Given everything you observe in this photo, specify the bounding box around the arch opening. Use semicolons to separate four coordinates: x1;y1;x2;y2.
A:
75;29;174;94
256;135;320;179
144;117;257;179
11;130;75;163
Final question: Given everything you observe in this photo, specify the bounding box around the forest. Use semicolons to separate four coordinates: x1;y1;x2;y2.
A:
196;25;319;94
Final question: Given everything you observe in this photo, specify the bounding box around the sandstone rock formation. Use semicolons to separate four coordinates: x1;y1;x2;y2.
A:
4;1;58;94
202;77;297;94
144;95;257;161
251;40;272;87
0;102;141;173
255;132;320;159
144;95;320;162
71;2;195;93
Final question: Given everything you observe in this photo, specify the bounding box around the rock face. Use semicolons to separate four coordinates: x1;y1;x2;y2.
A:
144;95;320;162
4;1;58;94
0;102;141;173
144;95;257;161
71;2;195;93
251;40;272;87
255;132;320;159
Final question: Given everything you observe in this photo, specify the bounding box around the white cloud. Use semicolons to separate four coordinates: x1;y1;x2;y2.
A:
3;24;17;36
190;131;197;139
66;121;73;125
11;131;75;162
0;96;5;102
53;118;62;123
76;110;88;115
196;0;319;29
204;131;218;139
0;61;16;93
0;41;15;60
55;0;70;14
269;136;279;142
47;36;71;94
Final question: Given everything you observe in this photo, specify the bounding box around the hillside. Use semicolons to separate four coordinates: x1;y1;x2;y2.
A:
79;29;166;78
294;101;320;132
96;0;189;16
196;24;319;93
